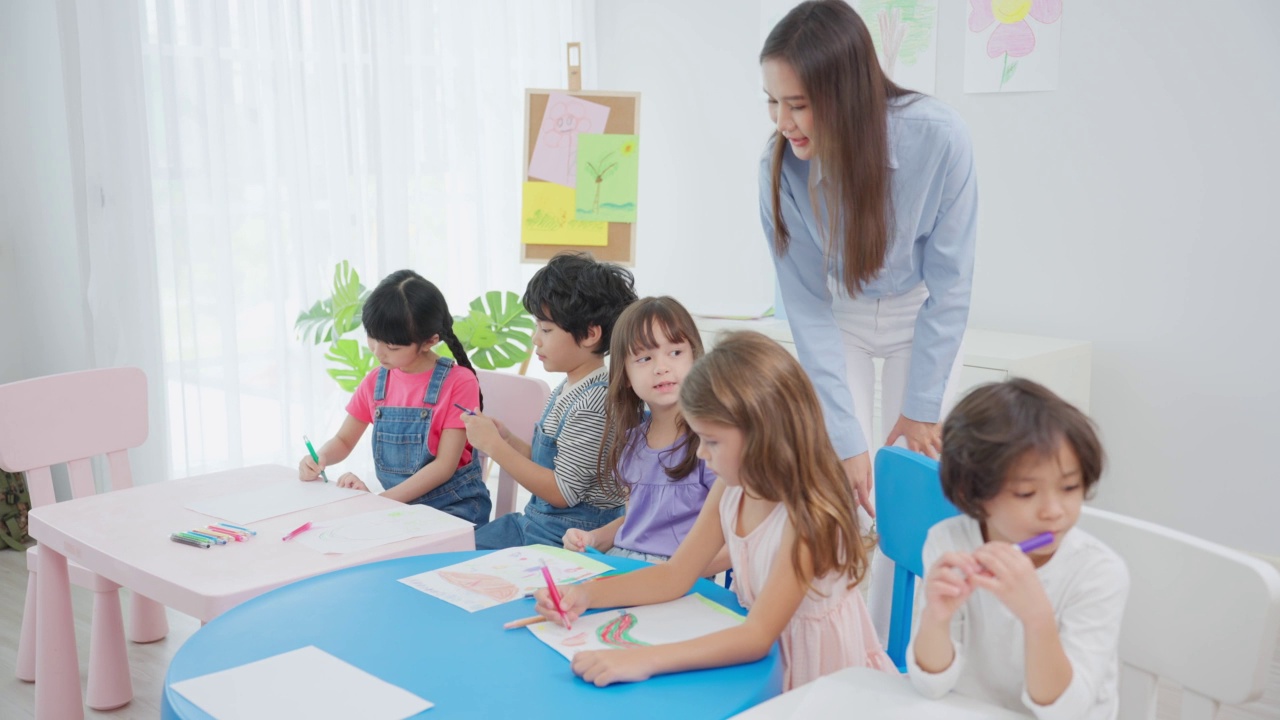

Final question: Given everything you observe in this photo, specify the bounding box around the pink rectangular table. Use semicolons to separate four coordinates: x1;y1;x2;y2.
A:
27;464;475;720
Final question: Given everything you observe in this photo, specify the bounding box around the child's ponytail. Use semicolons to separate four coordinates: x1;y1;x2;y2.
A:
442;323;484;411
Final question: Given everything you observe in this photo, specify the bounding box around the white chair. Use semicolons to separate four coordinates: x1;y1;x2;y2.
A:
474;369;550;519
1078;507;1280;719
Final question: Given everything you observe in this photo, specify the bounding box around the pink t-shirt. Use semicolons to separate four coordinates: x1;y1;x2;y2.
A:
346;363;479;468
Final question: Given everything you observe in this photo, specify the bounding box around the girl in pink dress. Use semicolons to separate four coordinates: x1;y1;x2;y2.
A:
533;331;895;690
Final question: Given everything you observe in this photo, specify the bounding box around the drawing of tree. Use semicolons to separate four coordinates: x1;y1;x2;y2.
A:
585;153;618;216
859;0;936;80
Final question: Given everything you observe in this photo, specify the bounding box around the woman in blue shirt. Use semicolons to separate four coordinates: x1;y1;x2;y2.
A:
760;0;978;642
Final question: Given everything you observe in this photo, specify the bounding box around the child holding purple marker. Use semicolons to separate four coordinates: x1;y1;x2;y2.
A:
909;379;1129;720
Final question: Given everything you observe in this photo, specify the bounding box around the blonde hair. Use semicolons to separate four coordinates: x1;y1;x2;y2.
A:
679;331;872;588
598;297;705;486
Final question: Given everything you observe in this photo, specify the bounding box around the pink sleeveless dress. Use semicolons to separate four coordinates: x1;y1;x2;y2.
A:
721;485;896;690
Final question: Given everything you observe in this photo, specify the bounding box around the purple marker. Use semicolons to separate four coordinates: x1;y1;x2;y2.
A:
1016;532;1055;553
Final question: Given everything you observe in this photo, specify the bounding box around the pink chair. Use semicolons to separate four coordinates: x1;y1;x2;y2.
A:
0;367;169;711
474;369;551;519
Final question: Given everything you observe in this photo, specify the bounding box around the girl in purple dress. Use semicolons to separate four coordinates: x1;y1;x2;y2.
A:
562;297;721;570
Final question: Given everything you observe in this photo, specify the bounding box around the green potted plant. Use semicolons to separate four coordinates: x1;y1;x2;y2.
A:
295;262;535;392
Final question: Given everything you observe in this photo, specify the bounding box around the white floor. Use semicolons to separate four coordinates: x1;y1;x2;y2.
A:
2;472;1278;719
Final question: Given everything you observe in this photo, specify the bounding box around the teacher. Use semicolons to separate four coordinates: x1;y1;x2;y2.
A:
759;0;977;640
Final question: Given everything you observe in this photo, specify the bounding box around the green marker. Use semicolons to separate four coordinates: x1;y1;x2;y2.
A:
304;435;330;483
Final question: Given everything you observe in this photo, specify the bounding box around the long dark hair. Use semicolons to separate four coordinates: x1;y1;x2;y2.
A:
762;0;915;297
362;269;482;409
598;297;705;488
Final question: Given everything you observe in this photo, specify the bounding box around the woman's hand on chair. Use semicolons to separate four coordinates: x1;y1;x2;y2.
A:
842;453;875;518
885;415;942;459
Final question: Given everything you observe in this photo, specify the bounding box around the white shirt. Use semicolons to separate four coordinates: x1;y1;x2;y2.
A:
907;515;1129;720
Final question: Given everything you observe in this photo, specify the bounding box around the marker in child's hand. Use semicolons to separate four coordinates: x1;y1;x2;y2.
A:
303;435;330;483
540;560;572;630
1016;532;1055;553
452;402;476;416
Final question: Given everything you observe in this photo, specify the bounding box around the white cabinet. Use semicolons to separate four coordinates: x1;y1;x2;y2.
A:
693;317;1092;418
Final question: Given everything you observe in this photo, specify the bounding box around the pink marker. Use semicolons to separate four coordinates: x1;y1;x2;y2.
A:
540;561;572;630
281;521;312;542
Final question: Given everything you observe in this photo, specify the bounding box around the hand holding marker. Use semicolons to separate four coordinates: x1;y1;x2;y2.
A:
304;435;329;483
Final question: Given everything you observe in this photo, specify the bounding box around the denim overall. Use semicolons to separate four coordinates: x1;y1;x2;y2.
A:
473;377;623;549
372;358;491;526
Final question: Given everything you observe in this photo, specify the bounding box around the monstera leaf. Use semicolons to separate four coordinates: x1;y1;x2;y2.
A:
437;291;534;370
324;338;378;392
294;261;369;346
299;262;533;391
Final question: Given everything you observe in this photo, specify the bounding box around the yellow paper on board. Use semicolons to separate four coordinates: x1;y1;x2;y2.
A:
521;181;608;246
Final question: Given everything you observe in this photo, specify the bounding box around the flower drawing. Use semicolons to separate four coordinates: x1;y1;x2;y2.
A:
969;0;1061;58
968;0;1062;88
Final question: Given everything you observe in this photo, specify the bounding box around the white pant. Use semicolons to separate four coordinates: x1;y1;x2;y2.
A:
831;282;965;645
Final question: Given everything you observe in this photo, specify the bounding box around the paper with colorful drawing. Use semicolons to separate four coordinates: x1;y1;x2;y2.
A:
526;593;745;661
397;545;613;612
295;505;473;554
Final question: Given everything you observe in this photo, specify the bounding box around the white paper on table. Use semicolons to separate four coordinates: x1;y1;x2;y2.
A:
186;482;365;524
785;672;1018;720
398;544;613;612
297;505;473;554
169;645;432;720
527;593;745;661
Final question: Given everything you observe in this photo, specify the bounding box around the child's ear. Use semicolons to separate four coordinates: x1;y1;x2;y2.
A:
422;334;440;352
580;324;603;352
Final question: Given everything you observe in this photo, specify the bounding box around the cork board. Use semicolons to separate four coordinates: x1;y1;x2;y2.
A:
521;89;640;266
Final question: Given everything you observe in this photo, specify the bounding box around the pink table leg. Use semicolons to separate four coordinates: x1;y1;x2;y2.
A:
36;544;84;720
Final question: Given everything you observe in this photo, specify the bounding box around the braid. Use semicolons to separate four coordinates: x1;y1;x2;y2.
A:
444;326;483;411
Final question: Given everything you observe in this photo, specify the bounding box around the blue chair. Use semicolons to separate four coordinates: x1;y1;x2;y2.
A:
874;446;960;672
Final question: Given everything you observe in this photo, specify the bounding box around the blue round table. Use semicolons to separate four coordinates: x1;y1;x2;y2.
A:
162;551;783;719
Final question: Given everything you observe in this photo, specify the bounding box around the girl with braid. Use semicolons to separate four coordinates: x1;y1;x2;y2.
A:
299;269;492;525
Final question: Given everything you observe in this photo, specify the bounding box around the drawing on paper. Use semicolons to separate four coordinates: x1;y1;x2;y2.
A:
438;571;521;603
528;94;612;188
597;611;651;649
397;545;613;613
526;594;746;661
521;182;609;246
856;0;938;94
965;0;1063;93
575;134;639;223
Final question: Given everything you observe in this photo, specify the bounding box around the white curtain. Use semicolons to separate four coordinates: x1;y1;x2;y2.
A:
60;0;594;479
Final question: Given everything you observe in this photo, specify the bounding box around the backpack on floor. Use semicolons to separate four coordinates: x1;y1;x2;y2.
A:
0;468;32;550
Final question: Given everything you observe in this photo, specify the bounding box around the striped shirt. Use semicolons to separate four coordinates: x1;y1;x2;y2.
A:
541;366;625;509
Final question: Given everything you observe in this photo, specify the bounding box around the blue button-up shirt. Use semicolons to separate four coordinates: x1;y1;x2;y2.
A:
760;95;978;458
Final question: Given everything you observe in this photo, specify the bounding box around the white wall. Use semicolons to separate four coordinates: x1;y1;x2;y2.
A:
0;1;92;384
593;0;776;317
595;0;1280;557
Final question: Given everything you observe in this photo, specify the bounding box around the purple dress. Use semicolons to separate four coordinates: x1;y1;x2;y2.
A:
612;428;716;559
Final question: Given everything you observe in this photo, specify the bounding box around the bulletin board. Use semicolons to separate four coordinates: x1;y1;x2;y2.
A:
520;89;641;266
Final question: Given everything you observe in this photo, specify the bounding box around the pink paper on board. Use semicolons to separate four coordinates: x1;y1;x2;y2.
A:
528;93;611;188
